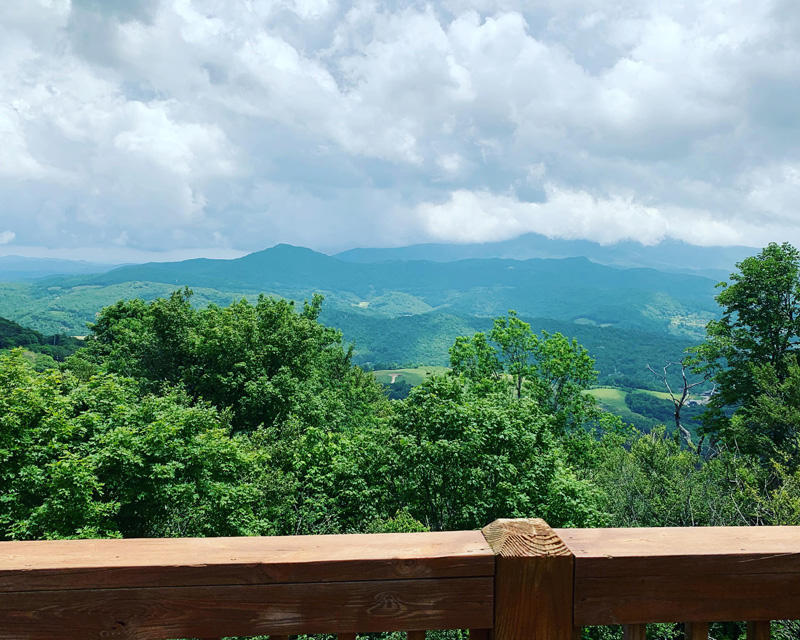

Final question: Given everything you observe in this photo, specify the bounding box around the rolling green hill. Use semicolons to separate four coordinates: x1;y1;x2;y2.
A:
9;244;719;338
0;315;82;362
0;256;115;280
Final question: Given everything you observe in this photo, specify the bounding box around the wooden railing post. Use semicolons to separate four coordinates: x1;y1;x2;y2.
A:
747;621;770;640
483;518;575;640
623;625;646;640
684;622;709;640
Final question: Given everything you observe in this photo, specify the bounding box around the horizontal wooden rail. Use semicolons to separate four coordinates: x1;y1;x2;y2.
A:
3;520;800;639
558;525;800;625
0;531;494;639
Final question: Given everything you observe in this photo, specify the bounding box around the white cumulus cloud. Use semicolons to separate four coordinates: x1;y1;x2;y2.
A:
1;0;800;259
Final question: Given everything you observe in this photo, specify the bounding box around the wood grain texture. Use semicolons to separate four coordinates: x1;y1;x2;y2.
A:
0;576;492;640
574;572;800;625
558;526;800;625
748;621;770;640
485;519;571;558
482;519;574;640
0;531;492;592
557;527;800;578
684;622;708;640
623;625;646;640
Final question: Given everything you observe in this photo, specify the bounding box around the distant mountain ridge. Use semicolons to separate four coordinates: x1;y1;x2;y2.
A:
335;233;756;279
36;243;720;338
0;255;116;280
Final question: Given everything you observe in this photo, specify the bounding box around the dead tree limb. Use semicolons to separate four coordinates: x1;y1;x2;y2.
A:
647;359;707;450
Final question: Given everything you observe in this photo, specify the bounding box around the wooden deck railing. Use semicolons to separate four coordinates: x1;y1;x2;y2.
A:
1;518;799;639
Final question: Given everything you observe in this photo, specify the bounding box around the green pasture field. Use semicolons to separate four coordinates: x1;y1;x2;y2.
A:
371;366;450;386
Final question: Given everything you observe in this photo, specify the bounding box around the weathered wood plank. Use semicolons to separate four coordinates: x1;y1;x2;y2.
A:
560;526;800;626
623;625;646;640
684;622;708;640
0;531;493;592
574;572;800;625
747;621;770;640
483;518;573;640
0;576;493;640
557;527;800;578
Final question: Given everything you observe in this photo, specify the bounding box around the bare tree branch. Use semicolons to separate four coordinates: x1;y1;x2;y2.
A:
647;359;709;451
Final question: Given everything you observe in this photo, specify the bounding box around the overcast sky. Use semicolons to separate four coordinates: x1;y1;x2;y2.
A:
1;0;799;261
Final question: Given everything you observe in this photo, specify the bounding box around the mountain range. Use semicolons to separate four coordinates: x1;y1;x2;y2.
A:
336;233;755;279
0;255;117;280
46;243;718;336
0;236;753;388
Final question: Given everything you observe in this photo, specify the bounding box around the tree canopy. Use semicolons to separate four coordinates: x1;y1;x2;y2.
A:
694;242;800;457
83;289;387;435
3;265;800;564
450;310;599;432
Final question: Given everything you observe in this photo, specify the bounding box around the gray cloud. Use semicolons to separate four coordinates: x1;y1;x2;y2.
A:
1;0;800;259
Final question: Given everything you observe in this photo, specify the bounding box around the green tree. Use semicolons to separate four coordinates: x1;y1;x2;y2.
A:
489;311;538;398
388;375;606;530
450;311;599;432
449;331;502;386
591;427;756;527
0;350;275;540
83;290;387;436
726;359;800;467
694;242;800;454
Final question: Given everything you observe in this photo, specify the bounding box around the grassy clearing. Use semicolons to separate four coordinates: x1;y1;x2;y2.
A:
586;386;628;409
372;366;450;386
586;387;659;429
589;385;701;403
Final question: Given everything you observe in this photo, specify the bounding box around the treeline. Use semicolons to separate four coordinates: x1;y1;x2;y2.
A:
322;309;697;392
0;316;82;365
0;291;606;539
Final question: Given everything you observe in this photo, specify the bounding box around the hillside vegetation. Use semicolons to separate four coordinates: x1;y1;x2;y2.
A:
5;244;800;594
0;315;82;363
5;245;718;337
323;310;696;390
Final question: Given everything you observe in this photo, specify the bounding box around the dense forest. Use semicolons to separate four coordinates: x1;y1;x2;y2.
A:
0;316;81;367
3;243;800;639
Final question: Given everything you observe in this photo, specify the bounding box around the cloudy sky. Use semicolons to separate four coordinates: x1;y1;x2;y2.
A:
1;0;800;260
